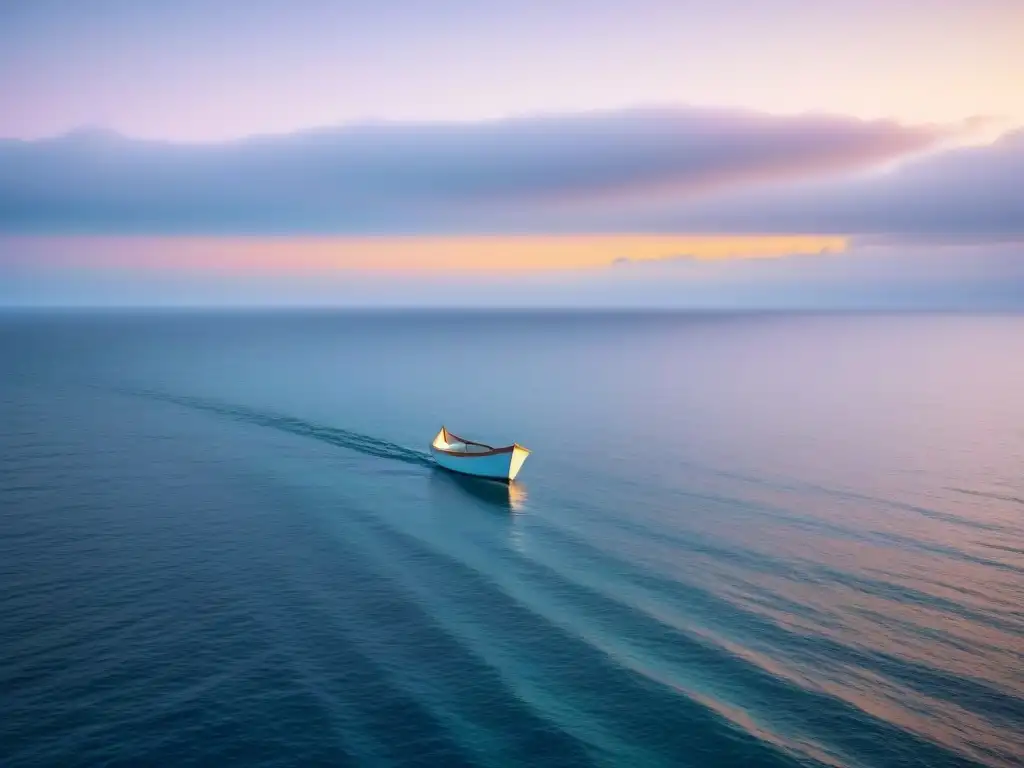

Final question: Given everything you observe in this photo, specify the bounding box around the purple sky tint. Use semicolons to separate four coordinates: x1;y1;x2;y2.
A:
2;0;1022;141
1;0;1023;307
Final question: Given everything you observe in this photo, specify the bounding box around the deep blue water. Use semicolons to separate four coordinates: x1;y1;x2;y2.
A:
2;310;1022;768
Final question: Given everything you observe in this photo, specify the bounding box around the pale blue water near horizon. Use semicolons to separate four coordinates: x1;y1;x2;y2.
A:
2;310;1022;768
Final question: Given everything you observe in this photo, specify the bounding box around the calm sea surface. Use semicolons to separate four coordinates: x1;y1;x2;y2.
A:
1;310;1022;768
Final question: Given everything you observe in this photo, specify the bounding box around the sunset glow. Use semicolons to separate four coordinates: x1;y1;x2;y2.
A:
3;235;850;273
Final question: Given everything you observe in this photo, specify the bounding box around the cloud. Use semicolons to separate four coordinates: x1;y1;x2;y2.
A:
621;129;1024;238
0;107;969;236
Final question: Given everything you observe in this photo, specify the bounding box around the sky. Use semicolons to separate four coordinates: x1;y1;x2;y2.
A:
1;0;1022;308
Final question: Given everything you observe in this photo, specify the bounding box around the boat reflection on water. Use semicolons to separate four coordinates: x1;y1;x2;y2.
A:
429;467;528;513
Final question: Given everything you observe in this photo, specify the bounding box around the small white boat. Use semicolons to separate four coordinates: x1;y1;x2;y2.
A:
430;427;530;482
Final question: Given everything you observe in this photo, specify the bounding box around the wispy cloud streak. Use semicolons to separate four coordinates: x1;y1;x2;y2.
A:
621;130;1024;238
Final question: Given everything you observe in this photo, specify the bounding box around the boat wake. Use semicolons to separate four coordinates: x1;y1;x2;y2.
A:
118;389;436;469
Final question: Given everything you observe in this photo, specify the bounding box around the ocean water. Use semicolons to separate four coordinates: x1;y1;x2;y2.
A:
1;310;1022;768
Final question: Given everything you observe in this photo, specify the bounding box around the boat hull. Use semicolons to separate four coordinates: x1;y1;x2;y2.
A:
430;444;530;482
